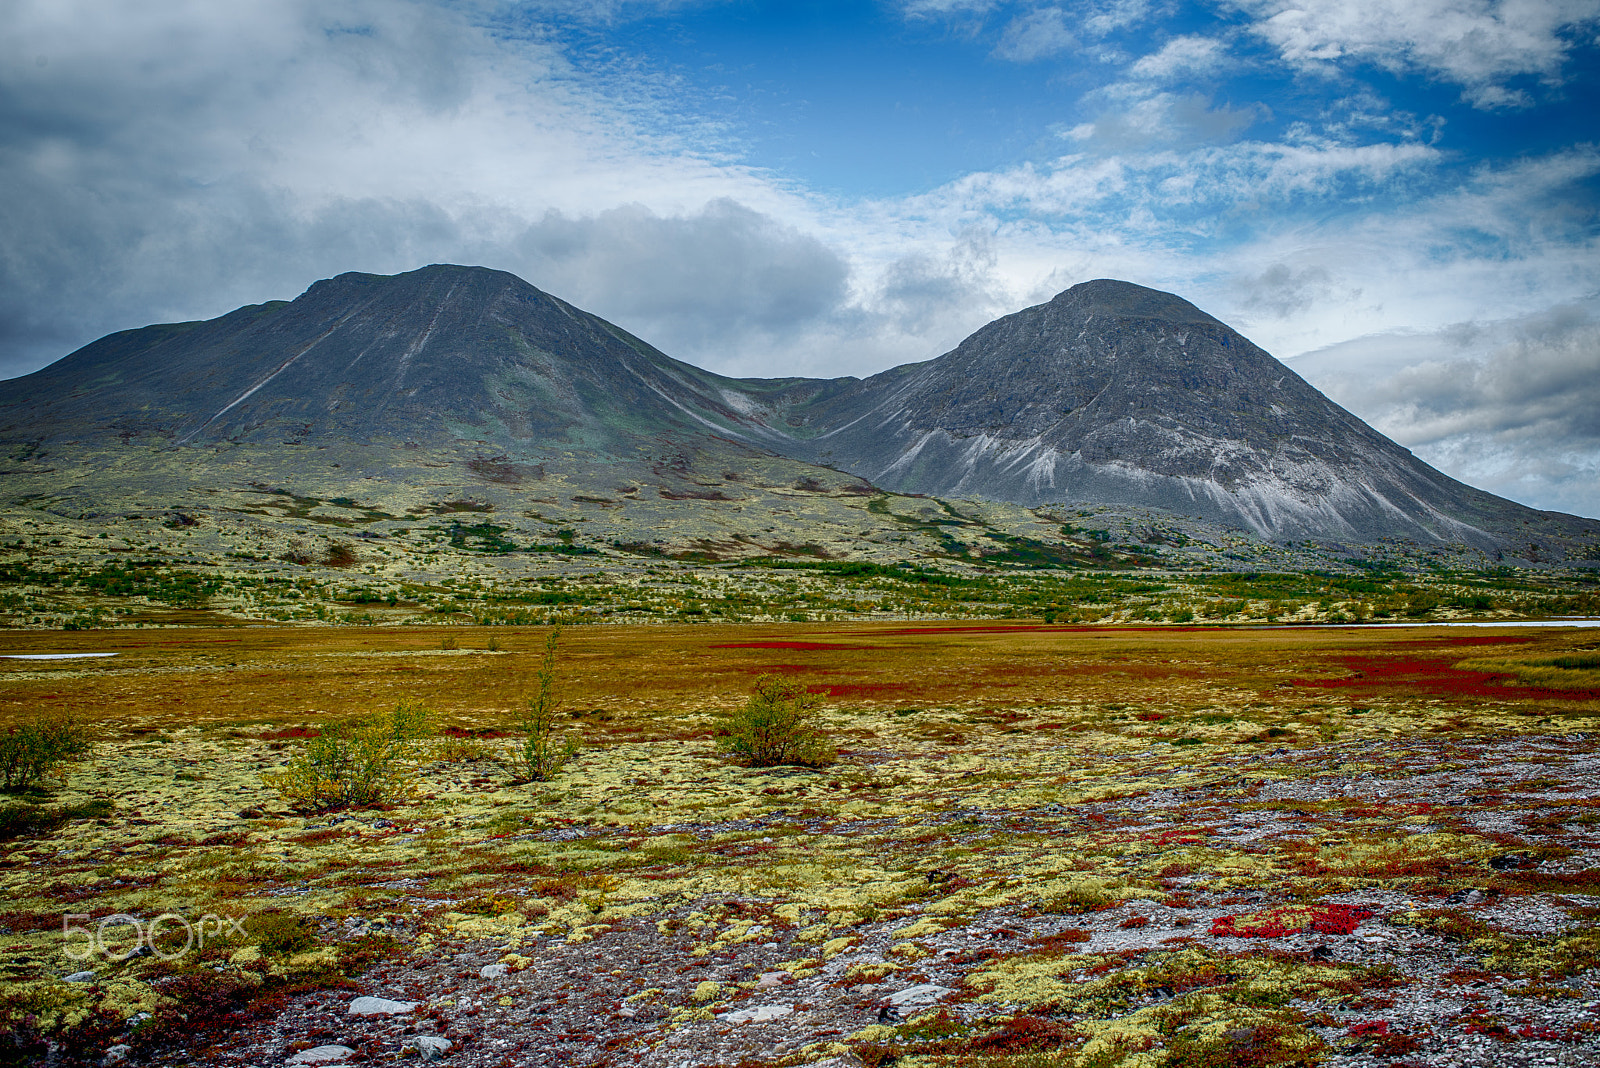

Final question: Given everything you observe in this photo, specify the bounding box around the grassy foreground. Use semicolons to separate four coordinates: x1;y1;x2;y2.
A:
2;622;1599;1066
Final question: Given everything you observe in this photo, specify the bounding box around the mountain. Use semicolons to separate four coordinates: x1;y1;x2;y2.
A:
765;280;1557;547
2;264;1594;557
0;264;792;454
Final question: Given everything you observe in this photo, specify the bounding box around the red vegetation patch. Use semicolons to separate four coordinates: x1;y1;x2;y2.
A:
1293;654;1599;701
818;682;913;698
872;624;1064;636
259;726;320;740
712;642;885;651
1211;904;1374;938
969;1015;1081;1053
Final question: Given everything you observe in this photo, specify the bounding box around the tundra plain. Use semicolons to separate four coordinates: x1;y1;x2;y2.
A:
3;621;1600;1067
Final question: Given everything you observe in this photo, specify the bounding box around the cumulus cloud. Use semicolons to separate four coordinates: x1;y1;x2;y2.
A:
1080;0;1156;38
1127;35;1228;80
1064;91;1266;151
1233;264;1341;319
994;7;1078;61
1232;0;1600;108
901;0;998;16
1290;303;1600;516
514;199;849;357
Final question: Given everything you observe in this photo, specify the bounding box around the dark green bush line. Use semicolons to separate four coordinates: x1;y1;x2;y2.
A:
0;797;113;841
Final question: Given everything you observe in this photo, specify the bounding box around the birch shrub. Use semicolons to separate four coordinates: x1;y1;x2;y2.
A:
262;699;430;810
508;626;579;782
0;712;95;792
717;674;836;768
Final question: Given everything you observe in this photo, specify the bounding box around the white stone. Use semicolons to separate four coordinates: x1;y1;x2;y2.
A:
64;971;97;983
287;1046;355;1065
478;963;508;979
721;1003;793;1024
348;995;418;1016
101;1045;132;1067
887;984;952;1008
402;1035;451;1061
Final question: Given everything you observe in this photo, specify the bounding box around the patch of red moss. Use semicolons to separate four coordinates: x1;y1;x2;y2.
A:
1292;654;1599;701
1211;904;1374;938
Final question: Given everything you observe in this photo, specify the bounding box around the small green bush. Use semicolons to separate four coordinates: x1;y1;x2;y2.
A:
0;713;96;791
508;627;578;782
261;699;429;810
247;911;319;956
717;674;836;768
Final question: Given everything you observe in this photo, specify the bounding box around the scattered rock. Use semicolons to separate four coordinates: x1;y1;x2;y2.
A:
720;1003;793;1024
101;1045;132;1066
286;1046;356;1065
479;963;508;979
401;1035;451;1061
64;971;97;983
348;995;418;1016
757;971;788;989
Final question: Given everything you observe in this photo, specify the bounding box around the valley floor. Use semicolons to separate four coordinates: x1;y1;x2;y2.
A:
2;623;1599;1067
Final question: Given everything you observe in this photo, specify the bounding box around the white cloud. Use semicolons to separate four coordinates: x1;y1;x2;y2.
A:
1232;0;1600;108
1081;0;1155;37
993;7;1078;61
1064;89;1267;150
513;199;850;362
1127;34;1227;79
900;0;998;16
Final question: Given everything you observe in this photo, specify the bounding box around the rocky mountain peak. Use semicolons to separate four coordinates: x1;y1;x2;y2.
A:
1047;278;1224;327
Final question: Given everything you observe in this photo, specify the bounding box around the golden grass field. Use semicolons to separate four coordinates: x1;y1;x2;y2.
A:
2;622;1599;1067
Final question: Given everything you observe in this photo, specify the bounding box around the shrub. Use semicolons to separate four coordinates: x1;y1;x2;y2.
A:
0;713;95;791
247;911;319;956
508;627;578;782
261;699;429;810
432;735;493;763
716;674;836;768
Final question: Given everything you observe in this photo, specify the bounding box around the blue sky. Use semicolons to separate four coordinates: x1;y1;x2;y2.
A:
2;0;1598;514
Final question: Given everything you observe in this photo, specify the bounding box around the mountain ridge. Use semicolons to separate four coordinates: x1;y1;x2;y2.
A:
2;263;1594;559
